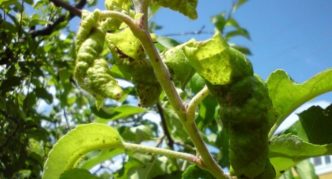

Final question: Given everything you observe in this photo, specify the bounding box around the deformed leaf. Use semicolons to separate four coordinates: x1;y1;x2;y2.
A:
80;58;123;101
267;69;332;129
106;28;161;107
285;104;332;145
182;31;253;85
42;123;124;179
152;0;198;19
105;0;131;11
106;28;144;60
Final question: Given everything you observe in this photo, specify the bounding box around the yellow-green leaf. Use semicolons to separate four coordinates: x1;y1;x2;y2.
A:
42;123;124;179
183;31;253;85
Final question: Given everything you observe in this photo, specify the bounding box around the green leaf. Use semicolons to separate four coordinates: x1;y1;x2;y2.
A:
229;44;252;55
80;148;124;169
162;42;195;87
60;168;99;179
182;165;214;179
157;36;180;49
212;13;227;32
189;73;205;93
267;69;332;129
42;123;124;179
115;154;177;179
285;104;332;145
269;134;332;174
92;105;147;121
35;87;53;104
119;124;155;143
232;0;248;13
225;28;251;40
152;0;198;19
182;31;253;85
106;28;144;60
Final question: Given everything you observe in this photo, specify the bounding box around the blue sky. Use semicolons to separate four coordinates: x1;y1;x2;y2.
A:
151;0;332;101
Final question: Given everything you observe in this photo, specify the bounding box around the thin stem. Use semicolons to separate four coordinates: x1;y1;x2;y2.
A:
123;142;204;168
187;86;210;122
185;86;228;179
100;9;228;179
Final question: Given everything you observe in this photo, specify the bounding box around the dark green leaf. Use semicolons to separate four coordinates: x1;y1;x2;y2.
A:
23;92;37;111
60;168;99;179
92;105;146;121
229;44;252;55
35;87;53;104
285;104;332;144
225;28;251;40
212;13;227;32
157;36;180;49
182;165;214;179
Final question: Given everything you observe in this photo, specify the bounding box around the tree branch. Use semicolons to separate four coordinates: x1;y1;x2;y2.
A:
187;86;210;122
100;9;228;179
123;142;204;168
30;0;86;37
157;102;174;149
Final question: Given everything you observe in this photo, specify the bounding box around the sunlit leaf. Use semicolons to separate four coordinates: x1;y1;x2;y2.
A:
183;31;253;85
267;69;332;130
42;123;124;179
269;134;332;174
80;148;124;169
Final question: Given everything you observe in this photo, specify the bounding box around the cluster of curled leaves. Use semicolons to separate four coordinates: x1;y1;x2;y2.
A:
42;0;332;179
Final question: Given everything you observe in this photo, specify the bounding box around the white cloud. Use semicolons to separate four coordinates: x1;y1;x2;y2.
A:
275;100;331;133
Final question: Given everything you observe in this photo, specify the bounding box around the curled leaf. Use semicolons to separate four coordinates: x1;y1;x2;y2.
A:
74;11;123;103
181;32;274;178
183;31;253;85
105;0;131;11
42;123;124;179
106;28;161;106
